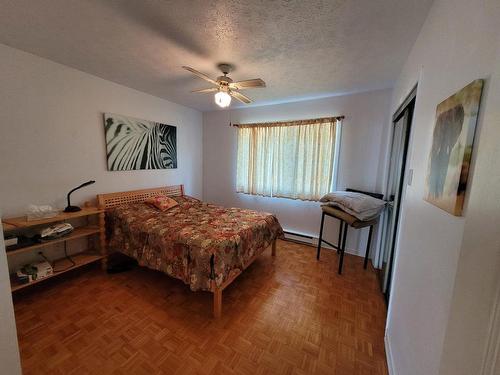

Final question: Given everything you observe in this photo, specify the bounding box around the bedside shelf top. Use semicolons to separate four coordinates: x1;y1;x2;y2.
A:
2;207;103;231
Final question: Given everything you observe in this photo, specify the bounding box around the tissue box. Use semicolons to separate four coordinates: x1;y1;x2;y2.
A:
17;261;53;282
34;261;53;279
26;204;59;221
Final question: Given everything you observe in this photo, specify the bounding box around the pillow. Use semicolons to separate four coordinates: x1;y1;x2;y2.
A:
146;195;179;211
320;191;386;221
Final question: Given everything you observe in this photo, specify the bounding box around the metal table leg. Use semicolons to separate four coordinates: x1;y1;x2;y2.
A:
364;225;374;269
316;211;325;260
338;223;348;274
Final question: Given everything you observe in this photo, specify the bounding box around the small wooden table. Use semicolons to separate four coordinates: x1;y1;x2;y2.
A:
316;205;379;274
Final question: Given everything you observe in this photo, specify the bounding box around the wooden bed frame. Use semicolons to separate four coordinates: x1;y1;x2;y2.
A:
96;185;276;318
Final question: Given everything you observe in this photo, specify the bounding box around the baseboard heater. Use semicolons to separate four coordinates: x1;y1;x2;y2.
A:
284;230;374;263
283;230;339;251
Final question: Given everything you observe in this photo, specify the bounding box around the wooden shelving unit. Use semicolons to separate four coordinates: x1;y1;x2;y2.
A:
3;207;106;292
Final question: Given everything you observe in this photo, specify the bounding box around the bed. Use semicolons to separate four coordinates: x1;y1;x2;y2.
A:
97;185;283;318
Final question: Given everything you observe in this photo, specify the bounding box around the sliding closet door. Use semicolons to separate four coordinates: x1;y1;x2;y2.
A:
379;92;415;301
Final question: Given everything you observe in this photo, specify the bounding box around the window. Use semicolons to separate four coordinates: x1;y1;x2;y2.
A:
236;117;341;201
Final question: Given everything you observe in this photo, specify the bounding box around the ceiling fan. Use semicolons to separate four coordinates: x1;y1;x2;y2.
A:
182;63;266;108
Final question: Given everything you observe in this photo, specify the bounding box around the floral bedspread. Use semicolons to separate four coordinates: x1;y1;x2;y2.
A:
106;196;284;291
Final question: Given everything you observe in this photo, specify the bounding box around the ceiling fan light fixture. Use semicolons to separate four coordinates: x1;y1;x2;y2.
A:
215;91;231;108
183;65;264;106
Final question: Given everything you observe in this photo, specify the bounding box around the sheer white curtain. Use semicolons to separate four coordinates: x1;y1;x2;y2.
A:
236;118;340;201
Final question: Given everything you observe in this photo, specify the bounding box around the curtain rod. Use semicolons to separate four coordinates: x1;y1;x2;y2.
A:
233;115;345;128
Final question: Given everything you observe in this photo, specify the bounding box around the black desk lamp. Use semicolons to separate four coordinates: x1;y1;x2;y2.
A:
64;180;95;212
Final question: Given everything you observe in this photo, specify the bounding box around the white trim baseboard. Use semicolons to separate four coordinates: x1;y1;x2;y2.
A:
385;334;396;375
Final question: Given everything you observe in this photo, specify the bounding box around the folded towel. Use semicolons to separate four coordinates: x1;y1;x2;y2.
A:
320;191;386;221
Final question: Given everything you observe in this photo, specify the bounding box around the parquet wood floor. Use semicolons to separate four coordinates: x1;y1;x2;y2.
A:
13;240;388;375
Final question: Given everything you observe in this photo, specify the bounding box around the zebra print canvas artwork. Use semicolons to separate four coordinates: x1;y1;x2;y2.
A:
104;113;177;170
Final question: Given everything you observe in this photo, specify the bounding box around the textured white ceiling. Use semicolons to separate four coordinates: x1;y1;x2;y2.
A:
0;0;433;111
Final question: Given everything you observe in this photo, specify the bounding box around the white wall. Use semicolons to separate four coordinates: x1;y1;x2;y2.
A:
386;0;500;374
0;44;203;369
0;225;21;374
203;89;392;256
0;43;203;218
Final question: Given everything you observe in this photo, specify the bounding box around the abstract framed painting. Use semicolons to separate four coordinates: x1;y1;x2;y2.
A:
424;79;484;216
103;113;177;171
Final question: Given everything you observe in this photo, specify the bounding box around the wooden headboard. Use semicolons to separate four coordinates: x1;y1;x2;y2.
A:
96;185;184;209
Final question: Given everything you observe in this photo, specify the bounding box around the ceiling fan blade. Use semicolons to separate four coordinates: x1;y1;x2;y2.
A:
182;66;219;86
230;78;266;90
230;91;252;104
191;87;219;93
